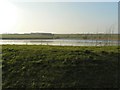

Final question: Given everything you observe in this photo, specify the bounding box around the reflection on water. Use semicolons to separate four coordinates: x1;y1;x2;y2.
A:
0;39;119;46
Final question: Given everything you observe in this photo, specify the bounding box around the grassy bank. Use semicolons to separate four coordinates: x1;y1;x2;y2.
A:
2;45;119;88
1;34;118;40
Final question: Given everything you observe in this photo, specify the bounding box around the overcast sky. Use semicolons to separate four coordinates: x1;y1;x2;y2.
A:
0;0;118;34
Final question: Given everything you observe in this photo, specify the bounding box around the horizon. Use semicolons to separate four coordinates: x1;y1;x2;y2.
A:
1;32;119;34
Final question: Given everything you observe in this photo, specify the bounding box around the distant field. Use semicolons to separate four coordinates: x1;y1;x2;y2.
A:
1;34;54;39
2;45;119;88
1;34;119;40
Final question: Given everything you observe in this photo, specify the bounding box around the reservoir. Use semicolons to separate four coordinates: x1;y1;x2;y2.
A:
0;39;119;46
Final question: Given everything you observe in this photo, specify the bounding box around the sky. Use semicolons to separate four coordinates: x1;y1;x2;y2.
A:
0;0;118;34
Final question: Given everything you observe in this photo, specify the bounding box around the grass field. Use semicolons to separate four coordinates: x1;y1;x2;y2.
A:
1;34;118;40
2;45;119;88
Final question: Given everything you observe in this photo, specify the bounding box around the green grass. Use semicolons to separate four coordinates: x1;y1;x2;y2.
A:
2;45;119;88
1;34;118;40
1;34;54;39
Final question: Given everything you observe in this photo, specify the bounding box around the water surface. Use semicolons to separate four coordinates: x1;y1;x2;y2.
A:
0;39;119;46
